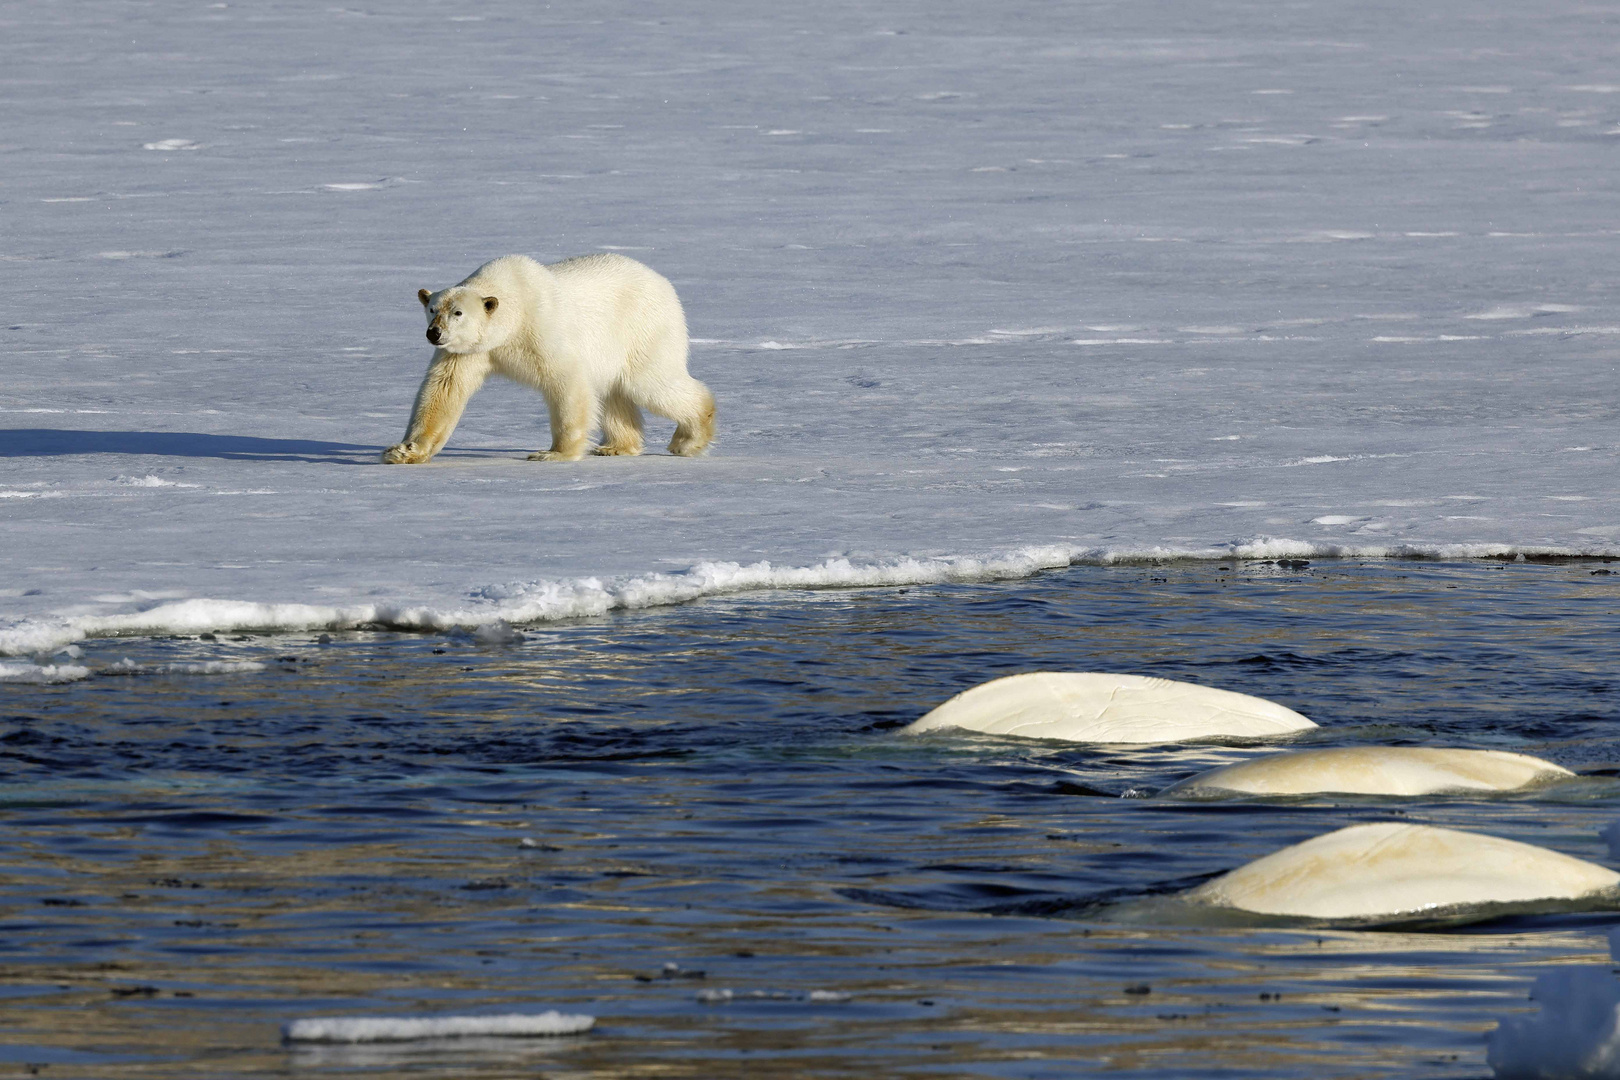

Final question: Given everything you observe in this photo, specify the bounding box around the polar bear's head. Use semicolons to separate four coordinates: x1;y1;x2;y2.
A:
418;287;502;353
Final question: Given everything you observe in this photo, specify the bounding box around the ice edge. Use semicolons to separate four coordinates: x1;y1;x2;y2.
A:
3;537;1614;656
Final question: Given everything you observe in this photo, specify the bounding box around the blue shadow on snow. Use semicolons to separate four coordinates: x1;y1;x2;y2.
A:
0;429;380;464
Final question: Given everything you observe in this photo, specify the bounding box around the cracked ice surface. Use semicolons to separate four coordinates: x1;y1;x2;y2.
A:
2;0;1618;649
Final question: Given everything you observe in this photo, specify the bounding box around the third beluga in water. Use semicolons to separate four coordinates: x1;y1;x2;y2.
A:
1183;822;1620;924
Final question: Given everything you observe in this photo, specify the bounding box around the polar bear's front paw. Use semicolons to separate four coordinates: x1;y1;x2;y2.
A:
382;442;429;464
526;448;585;462
592;443;643;457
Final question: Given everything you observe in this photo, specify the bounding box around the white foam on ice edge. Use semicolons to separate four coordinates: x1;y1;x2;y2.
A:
0;661;92;684
1486;926;1620;1079
283;1010;595;1044
1;538;1614;657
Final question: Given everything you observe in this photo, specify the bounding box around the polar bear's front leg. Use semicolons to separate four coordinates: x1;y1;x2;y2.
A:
383;350;490;464
527;384;592;462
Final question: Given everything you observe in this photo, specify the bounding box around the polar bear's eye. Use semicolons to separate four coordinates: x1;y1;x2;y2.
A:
452;309;463;317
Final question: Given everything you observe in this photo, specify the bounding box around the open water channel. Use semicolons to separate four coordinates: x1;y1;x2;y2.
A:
2;559;1618;1078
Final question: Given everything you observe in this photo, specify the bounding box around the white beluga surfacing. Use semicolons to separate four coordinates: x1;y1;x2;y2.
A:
1183;822;1620;924
902;672;1316;745
1162;747;1574;798
901;672;1613;930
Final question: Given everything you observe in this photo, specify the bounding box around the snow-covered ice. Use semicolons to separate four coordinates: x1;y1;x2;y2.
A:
282;1011;595;1043
3;0;1618;648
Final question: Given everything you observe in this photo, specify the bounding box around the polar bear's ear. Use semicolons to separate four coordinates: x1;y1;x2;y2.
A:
417;288;431;307
482;296;499;314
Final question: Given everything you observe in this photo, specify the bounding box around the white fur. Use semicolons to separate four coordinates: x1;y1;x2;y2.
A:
383;254;715;464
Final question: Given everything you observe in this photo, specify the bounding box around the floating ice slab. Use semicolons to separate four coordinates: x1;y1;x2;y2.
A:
1487;928;1620;1079
1162;747;1573;797
902;672;1315;745
5;2;1620;651
282;1011;595;1044
1187;823;1620;921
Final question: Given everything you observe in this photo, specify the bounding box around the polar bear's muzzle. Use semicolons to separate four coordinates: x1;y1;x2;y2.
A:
426;326;443;345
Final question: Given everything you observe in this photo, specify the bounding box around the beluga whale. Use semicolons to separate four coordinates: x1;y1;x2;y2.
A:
902;672;1315;745
1183;822;1620;924
1161;747;1574;798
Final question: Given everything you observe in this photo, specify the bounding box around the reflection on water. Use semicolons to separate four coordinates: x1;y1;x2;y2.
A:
1;559;1617;1077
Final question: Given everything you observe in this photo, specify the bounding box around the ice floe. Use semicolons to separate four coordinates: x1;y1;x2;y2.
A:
102;658;268;676
696;988;852;1004
283;1011;595;1043
5;0;1619;660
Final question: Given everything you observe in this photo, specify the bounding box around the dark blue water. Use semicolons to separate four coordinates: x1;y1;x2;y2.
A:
2;559;1618;1077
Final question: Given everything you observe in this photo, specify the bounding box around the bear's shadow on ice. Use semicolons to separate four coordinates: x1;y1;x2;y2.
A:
0;428;391;464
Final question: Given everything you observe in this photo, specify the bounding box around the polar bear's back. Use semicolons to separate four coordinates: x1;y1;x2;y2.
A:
458;252;692;397
552;251;683;319
548;254;689;382
458;253;683;325
547;251;672;294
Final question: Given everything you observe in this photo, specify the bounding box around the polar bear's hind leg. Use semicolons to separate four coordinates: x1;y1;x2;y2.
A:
664;377;716;457
620;323;716;457
594;387;645;456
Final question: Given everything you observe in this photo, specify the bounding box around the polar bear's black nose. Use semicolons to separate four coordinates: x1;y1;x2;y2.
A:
426;327;441;344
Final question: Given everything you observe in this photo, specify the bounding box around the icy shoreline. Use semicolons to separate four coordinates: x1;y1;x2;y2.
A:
3;539;1613;663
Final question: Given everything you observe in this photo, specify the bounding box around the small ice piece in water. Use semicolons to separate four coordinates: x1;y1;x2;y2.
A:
1161;747;1574;798
282;1010;595;1043
472;620;523;645
902;672;1315;745
99;658;268;677
1486;929;1620;1078
1187;823;1620;922
696;988;851;1004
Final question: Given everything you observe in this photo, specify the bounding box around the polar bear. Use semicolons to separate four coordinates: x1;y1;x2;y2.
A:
382;253;715;464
